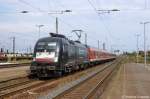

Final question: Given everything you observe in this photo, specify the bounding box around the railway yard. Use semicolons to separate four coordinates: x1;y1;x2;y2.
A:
0;57;120;99
1;0;150;99
1;32;150;99
0;33;144;99
0;56;149;99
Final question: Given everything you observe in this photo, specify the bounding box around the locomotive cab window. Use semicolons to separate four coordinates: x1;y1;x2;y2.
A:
34;41;60;61
36;42;57;52
79;48;87;58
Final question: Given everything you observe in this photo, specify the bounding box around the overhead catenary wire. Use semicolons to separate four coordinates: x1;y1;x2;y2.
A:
96;0;101;9
19;0;111;47
86;0;126;51
49;0;105;46
49;0;90;33
87;0;113;38
19;0;90;44
16;1;118;47
18;0;44;12
87;0;113;49
18;0;76;33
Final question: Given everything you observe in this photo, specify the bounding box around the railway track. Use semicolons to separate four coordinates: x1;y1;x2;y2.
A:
0;63;30;69
0;76;53;98
51;58;122;99
0;59;122;99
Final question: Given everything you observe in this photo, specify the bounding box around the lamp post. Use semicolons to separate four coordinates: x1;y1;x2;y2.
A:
85;33;87;45
140;21;150;66
136;34;140;63
98;40;100;49
36;25;44;38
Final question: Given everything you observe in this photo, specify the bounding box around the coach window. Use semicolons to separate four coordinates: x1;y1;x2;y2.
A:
63;44;68;56
68;45;75;59
79;48;86;58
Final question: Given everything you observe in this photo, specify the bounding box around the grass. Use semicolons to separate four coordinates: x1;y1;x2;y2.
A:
127;55;150;64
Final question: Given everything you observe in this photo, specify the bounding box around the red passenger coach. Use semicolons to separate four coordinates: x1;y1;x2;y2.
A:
0;52;7;61
88;47;115;64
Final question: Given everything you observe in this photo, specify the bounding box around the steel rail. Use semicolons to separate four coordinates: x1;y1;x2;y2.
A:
53;57;122;99
83;59;121;99
0;63;30;68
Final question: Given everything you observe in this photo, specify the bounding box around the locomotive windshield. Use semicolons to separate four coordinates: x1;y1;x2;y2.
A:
35;42;57;52
34;41;59;62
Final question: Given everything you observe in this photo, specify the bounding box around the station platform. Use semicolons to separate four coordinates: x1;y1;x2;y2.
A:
100;63;150;99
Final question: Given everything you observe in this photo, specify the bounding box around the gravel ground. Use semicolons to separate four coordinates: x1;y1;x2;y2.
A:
0;66;30;82
4;63;111;99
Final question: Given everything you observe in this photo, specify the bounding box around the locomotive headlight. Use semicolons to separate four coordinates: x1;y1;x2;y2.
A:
54;57;58;62
54;46;59;62
55;46;59;57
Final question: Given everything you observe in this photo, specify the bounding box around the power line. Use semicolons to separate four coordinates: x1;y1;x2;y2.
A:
54;0;103;45
145;0;147;9
18;0;76;36
87;0;120;50
18;0;44;12
50;0;89;32
87;0;111;46
48;0;74;33
18;0;110;45
96;0;101;9
18;0;76;32
18;0;116;48
53;0;66;10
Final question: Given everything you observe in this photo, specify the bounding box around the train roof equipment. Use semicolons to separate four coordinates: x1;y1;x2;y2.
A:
49;33;66;39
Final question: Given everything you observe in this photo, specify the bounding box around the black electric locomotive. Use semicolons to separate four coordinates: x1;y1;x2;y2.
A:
30;33;88;77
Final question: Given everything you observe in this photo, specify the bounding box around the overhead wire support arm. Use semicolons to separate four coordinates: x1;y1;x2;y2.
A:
87;0;120;50
48;10;72;14
97;9;120;14
71;30;83;41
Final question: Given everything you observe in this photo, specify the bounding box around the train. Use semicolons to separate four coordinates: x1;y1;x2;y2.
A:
0;52;7;62
30;33;116;77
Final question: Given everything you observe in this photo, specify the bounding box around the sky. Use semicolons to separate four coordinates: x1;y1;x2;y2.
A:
0;0;150;53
